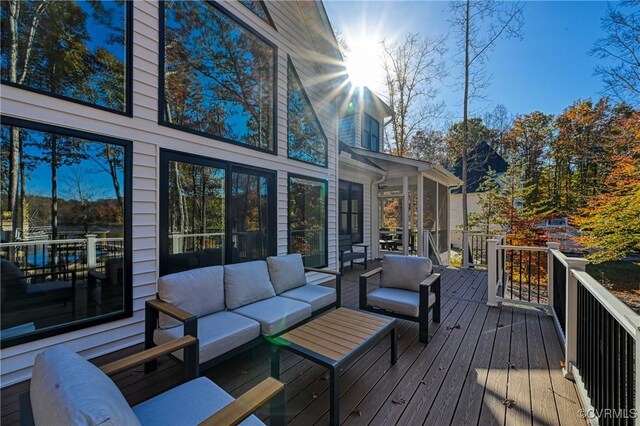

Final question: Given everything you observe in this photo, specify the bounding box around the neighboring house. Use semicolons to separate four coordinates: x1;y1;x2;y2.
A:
449;142;509;248
0;0;345;386
338;88;462;264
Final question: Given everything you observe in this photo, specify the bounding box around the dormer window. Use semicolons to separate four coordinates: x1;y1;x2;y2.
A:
363;113;379;151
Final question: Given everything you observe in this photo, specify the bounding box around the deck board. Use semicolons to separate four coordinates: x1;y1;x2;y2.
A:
0;262;585;426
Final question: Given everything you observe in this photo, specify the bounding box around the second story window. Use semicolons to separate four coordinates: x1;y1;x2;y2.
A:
362;113;379;151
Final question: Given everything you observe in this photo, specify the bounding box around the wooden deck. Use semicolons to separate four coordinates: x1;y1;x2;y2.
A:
1;262;586;425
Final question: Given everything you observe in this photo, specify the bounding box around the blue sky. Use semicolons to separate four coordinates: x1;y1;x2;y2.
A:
324;1;614;128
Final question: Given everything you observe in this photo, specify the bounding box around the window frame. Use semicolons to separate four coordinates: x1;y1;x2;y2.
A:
339;180;364;244
159;149;277;276
286;56;329;168
0;0;134;117
158;0;278;155
0;115;133;349
287;173;329;269
362;113;380;152
239;0;276;29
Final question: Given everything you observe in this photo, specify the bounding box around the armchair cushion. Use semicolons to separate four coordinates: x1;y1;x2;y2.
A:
279;284;336;312
266;254;307;294
224;261;276;310
132;377;263;426
367;287;436;317
157;266;225;329
381;255;432;292
232;296;311;335
153;311;260;363
30;345;141;426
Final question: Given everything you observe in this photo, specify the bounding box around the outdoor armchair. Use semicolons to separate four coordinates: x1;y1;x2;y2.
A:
338;235;368;273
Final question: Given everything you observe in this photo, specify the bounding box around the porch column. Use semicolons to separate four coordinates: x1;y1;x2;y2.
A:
402;176;409;256
371;183;380;259
417;174;424;257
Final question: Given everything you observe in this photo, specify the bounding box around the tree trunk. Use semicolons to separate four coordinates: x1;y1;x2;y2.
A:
462;0;470;233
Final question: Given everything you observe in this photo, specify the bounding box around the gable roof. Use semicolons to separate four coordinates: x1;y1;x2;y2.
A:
451;141;509;193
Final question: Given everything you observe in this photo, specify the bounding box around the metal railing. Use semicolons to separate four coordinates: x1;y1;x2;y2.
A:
170;232;224;254
463;231;505;268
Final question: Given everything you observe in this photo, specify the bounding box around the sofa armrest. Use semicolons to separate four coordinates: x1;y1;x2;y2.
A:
419;273;441;323
359;267;382;310
305;267;342;307
146;298;196;323
304;267;339;276
199;377;284;426
419;273;440;288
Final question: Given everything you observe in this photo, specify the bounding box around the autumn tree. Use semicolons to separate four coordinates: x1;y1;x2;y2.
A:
381;32;446;157
409;129;447;165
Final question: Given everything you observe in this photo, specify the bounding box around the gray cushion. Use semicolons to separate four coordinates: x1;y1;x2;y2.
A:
154;311;260;363
157;266;225;329
232;296;311;335
30;345;141;426
224;261;276;310
267;254;307;294
367;287;436;317
279;284;335;312
381;255;433;292
132;377;263;426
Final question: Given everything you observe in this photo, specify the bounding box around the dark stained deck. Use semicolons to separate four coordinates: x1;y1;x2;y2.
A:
1;262;586;425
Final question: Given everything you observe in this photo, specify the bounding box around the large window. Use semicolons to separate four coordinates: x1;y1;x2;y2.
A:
0;0;131;114
239;0;275;27
287;58;327;167
162;0;276;152
362;113;379;151
160;151;276;276
0;118;131;347
339;180;363;244
288;175;327;268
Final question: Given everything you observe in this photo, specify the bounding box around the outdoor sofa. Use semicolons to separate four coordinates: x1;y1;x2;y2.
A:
145;253;341;371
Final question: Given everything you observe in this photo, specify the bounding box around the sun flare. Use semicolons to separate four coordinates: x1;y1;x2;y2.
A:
344;36;384;89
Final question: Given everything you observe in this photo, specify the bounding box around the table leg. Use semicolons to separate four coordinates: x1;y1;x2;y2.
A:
330;367;340;426
390;328;397;365
270;345;284;426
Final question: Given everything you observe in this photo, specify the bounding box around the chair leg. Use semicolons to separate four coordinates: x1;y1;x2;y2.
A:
419;317;429;343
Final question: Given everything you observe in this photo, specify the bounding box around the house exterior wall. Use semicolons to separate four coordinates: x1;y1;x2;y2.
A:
450;192;480;248
0;0;340;386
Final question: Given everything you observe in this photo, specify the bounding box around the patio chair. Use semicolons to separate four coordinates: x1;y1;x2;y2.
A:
359;255;440;343
20;336;284;426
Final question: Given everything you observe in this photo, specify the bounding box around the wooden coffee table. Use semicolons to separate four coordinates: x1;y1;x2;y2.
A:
269;307;398;425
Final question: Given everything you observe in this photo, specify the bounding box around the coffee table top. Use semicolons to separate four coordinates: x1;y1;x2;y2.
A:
274;308;396;363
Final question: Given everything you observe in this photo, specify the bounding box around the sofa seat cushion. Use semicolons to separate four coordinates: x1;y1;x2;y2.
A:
279;285;335;312
157;266;225;329
30;345;141;426
232;296;311;335
367;288;436;318
154;311;260;363
381;255;433;292
224;261;276;310
132;377;263;426
267;254;307;294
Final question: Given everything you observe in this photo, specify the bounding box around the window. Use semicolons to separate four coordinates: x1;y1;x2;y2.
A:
339;180;363;243
0;118;131;347
0;0;131;114
288;175;327;268
287;58;328;167
239;0;275;27
362;113;379;151
162;1;276;152
160;151;276;276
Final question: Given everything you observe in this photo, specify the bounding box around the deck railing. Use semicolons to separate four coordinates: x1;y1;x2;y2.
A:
487;239;639;425
462;231;505;268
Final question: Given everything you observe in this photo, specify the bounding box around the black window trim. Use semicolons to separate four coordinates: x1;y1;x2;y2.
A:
0;0;134;118
362;112;380;152
158;0;278;156
339;179;364;244
0;115;133;349
159;149;278;276
287;173;329;269
239;0;277;30
286;56;329;168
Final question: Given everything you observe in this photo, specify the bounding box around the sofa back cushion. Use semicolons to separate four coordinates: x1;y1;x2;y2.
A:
30;345;141;426
267;254;307;294
224;261;276;309
1;259;28;299
381;255;433;292
158;266;225;329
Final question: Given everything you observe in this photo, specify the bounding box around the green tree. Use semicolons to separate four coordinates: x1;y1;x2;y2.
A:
468;167;506;233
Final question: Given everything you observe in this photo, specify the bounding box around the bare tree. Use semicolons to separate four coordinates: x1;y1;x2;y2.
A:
592;1;640;104
381;33;447;157
483;104;512;156
449;0;524;232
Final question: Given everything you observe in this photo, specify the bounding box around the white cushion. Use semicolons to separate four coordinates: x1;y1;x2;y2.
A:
224;261;276;309
279;284;335;312
381;255;433;292
30;345;141;426
132;377;263;425
157;266;225;329
267;254;307;294
232;296;311;335
367;287;436;317
154;311;260;363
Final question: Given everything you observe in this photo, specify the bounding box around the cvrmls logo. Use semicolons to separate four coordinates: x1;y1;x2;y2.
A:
579;408;638;419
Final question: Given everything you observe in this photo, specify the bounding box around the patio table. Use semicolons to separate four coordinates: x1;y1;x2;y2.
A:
269;307;397;425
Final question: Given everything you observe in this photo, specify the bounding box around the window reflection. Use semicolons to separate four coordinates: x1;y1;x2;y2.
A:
289;176;327;268
339;180;363;243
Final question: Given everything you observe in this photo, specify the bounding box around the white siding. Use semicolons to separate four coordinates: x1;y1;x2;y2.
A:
0;0;340;386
